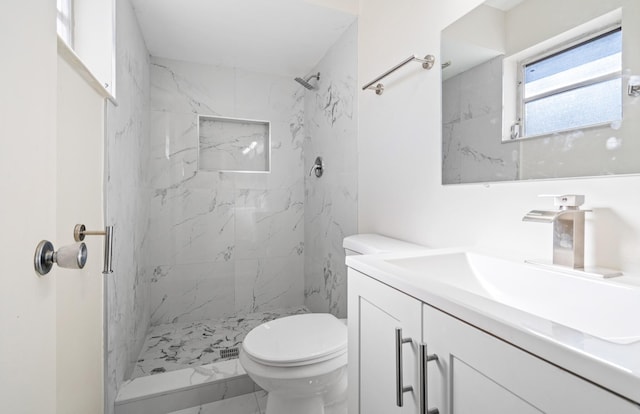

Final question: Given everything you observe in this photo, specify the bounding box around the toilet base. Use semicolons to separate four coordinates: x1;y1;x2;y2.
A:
264;372;347;414
238;313;348;414
265;393;347;414
266;394;324;414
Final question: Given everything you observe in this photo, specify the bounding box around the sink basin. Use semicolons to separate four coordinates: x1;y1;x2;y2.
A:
386;252;640;344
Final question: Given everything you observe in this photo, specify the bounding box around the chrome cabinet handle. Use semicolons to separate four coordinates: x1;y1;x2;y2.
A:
419;343;439;414
395;327;414;407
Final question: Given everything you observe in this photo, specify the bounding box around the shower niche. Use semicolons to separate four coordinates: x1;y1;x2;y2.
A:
198;115;271;173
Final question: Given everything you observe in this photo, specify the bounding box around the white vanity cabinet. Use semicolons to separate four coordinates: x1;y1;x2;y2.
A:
348;267;422;413
423;305;639;413
348;268;640;414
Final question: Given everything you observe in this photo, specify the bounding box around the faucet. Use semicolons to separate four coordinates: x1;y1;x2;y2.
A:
522;195;591;269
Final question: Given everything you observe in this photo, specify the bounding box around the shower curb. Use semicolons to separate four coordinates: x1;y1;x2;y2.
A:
115;359;258;414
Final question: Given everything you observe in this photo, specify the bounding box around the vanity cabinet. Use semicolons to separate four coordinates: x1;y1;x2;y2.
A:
348;267;422;413
348;269;640;414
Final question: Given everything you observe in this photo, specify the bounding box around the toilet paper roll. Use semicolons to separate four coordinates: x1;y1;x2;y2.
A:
55;242;87;269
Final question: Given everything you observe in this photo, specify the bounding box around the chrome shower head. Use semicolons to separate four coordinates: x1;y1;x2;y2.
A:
294;72;320;90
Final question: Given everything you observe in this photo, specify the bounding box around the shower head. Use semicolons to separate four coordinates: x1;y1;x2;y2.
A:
294;72;320;90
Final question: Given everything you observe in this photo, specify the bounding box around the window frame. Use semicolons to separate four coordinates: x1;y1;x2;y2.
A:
513;24;622;140
57;0;74;48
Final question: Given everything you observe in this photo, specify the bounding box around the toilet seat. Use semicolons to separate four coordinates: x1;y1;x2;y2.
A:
242;313;347;367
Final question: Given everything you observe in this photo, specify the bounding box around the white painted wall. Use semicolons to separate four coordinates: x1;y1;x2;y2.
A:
56;54;105;414
443;4;505;52
74;0;116;96
504;0;628;55
0;1;57;412
1;2;105;412
358;0;640;276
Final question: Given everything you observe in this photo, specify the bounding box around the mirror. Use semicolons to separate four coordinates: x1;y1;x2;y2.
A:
441;0;640;184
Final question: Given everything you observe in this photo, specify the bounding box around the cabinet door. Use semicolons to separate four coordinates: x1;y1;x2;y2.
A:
423;305;640;414
348;269;422;414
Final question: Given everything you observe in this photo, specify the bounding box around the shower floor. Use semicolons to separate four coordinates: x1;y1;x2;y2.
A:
132;306;309;379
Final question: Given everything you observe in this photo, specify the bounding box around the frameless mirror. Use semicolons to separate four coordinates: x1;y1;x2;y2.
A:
441;0;640;184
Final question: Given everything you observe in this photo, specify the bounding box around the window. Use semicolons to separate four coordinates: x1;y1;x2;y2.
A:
57;0;74;47
516;27;622;139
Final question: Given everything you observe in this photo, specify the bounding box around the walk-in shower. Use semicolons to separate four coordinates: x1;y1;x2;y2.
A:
107;1;358;411
294;72;320;89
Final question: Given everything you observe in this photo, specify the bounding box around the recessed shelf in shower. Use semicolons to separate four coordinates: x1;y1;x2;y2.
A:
197;114;271;173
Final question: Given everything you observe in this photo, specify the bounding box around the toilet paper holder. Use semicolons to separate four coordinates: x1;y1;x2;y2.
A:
74;224;114;274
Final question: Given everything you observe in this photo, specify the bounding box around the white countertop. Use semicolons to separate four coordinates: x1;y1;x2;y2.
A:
346;248;640;405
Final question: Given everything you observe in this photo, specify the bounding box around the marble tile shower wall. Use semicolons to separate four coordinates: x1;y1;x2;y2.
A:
303;22;358;318
146;57;306;325
105;0;151;412
442;55;519;184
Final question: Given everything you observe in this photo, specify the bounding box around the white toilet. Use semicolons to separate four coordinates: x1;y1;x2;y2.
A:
239;234;427;414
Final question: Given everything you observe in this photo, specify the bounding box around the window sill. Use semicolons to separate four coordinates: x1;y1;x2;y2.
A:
57;36;116;105
504;120;619;143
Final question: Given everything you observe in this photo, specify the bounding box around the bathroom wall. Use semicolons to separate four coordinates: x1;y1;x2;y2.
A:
105;0;151;411
146;57;305;325
57;54;105;413
1;1;57;411
358;0;640;276
303;22;358;318
442;55;519;184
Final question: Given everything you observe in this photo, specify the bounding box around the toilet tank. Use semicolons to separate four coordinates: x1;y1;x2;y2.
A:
343;234;427;256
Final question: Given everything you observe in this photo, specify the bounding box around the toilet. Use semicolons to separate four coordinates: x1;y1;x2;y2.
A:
239;234;427;414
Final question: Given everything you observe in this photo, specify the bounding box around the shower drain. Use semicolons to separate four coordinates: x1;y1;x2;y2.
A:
220;347;239;359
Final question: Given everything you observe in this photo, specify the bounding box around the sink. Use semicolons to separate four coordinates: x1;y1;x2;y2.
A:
386;252;640;344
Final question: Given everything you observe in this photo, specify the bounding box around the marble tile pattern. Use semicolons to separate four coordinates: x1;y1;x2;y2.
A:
198;116;270;172
132;306;308;378
147;56;306;326
441;55;520;184
105;0;151;412
116;358;258;414
118;358;250;404
107;18;358;414
168;391;268;414
303;22;358;318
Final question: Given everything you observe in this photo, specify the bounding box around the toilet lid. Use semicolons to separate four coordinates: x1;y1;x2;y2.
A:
243;313;347;367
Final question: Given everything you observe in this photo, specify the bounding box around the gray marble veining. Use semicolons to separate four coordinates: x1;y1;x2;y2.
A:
168;391;267;414
442;55;520;184
198;116;270;172
105;0;152;412
107;12;358;413
303;22;358;318
133;307;308;378
146;57;306;327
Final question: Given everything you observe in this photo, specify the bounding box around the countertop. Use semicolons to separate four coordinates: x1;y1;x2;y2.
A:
346;248;640;405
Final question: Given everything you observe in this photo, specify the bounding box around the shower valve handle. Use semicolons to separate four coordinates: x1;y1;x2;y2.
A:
309;156;323;178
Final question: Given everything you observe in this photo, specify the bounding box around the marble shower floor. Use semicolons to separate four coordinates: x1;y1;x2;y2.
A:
132;306;309;379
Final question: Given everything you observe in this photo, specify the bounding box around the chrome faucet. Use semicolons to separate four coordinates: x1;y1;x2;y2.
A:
523;195;591;269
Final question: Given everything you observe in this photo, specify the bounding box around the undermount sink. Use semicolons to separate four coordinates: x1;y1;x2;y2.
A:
385;252;640;345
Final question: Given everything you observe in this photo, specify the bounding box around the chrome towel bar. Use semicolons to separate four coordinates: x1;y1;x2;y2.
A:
362;54;435;95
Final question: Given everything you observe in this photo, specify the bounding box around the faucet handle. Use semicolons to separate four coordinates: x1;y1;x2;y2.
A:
539;194;585;209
